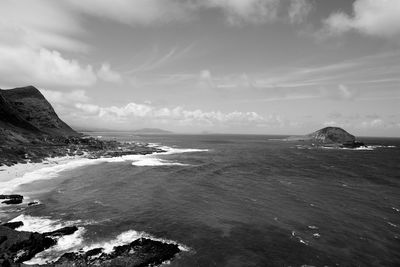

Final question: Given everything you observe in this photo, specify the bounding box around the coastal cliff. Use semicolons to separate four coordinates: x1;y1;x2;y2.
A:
0;86;78;143
0;86;163;166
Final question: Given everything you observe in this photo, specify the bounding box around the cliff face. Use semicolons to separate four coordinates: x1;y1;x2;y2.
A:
0;86;78;144
307;127;355;144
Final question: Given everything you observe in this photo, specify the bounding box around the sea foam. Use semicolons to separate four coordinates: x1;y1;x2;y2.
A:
9;214;188;265
0;144;208;194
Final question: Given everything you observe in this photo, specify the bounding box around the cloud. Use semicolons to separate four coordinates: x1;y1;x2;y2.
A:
0;0;86;52
40;89;90;105
71;100;284;130
65;0;191;25
288;0;313;24
324;0;400;38
360;118;384;128
203;0;280;25
64;0;310;26
320;84;358;101
97;63;122;83
0;46;97;88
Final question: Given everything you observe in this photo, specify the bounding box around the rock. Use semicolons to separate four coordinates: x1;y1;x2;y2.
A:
43;226;78;237
341;140;366;148
1;195;23;205
0;226;56;264
0;195;23;200
56;237;181;266
9;232;56;263
2;199;22;205
27;201;39;206
85;247;104;257
1;222;23;230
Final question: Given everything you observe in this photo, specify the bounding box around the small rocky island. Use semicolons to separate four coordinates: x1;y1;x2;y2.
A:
0;86;181;266
287;126;366;148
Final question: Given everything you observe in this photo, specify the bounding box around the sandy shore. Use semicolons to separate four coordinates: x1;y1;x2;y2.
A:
0;155;85;193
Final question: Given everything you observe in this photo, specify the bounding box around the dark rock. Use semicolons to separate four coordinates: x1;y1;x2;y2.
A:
0;226;56;264
0;195;23;204
56;237;181;266
342;140;366;148
2;199;22;205
9;232;56;263
43;226;78;237
27;201;39;206
85;247;103;257
0;195;23;200
1;222;23;230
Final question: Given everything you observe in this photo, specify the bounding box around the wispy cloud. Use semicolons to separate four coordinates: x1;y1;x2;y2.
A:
125;44;194;74
60;0;313;27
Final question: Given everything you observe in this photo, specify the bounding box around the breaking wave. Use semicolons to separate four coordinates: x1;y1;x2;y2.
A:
8;215;188;265
0;144;208;194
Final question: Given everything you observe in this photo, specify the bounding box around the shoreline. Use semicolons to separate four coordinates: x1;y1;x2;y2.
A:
0;155;83;185
0;141;188;266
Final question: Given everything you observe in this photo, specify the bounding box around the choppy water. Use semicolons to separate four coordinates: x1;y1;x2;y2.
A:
1;134;400;266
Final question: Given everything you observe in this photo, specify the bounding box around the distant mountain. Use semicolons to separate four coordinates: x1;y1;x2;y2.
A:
287;127;364;147
0;86;78;144
132;128;173;134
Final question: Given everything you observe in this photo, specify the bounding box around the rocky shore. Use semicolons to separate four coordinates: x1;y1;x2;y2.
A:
0;137;185;266
0;222;181;266
0;135;164;167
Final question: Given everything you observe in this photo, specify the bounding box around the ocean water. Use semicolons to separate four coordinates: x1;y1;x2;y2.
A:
1;134;400;266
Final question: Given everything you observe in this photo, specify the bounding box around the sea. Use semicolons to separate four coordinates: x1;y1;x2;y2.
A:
1;133;399;266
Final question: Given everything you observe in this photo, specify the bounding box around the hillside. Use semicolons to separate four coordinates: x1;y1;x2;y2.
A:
0;86;78;144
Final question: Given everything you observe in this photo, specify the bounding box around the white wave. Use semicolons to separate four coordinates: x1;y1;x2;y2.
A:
9;214;82;233
83;229;144;254
157;146;209;155
83;229;190;254
9;214;188;265
24;227;86;265
0;144;208;194
291;231;309;246
23;223;188;265
131;157;188;167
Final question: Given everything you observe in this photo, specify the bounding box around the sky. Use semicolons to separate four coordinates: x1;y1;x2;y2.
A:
0;0;399;136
